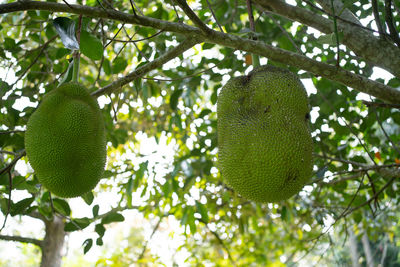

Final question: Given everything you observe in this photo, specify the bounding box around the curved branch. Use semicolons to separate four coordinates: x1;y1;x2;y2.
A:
92;37;200;97
1;1;400;103
255;0;400;77
0;234;43;248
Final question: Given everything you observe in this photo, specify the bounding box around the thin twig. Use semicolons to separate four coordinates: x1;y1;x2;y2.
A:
170;0;181;22
372;106;400;155
174;0;212;34
105;30;164;43
61;0;73;9
362;100;400;109
129;0;143;16
143;62;221;81
128;0;137;16
10;35;57;88
0;171;12;231
137;216;163;261
371;0;386;37
0;151;26;176
330;0;340;68
92;37;200;97
0;130;25;135
105;23;125;48
384;0;400;46
205;0;224;32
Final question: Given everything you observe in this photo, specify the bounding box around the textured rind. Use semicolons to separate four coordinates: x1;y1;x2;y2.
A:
217;65;313;202
25;82;107;198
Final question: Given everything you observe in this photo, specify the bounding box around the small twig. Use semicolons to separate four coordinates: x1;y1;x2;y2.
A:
362;100;400;109
122;26;148;61
203;223;237;266
0;171;12;231
92;37;200;97
105;30;164;44
129;0;144;16
105;23;125;48
61;0;73;9
341;175;397;217
0;150;17;156
372;106;400;155
330;0;340;68
365;172;379;210
143;63;220;81
0;130;25;135
0;151;26;176
372;0;386;38
384;0;400;46
205;0;224;32
137;216;163;261
174;0;212;34
170;0;181;22
10;35;57;88
263;12;302;54
128;0;137;16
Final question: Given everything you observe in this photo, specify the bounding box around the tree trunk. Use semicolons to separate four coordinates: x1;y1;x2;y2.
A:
40;215;66;267
349;229;361;267
361;231;374;267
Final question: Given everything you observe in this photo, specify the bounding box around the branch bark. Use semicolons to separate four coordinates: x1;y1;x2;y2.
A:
255;0;400;77
0;234;43;248
1;1;400;103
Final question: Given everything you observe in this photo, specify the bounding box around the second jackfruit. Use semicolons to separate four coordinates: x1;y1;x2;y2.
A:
217;65;313;202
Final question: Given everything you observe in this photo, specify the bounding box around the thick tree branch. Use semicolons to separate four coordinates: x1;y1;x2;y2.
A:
92;37;200;97
255;0;400;77
0;234;43;248
1;1;400;103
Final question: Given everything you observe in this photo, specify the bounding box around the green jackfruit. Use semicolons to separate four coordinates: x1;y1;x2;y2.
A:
217;65;313;202
25;82;106;198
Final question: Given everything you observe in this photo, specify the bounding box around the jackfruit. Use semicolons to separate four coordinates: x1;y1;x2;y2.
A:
25;82;107;198
217;65;313;202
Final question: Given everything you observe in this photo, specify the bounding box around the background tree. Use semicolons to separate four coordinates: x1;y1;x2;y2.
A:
0;0;400;266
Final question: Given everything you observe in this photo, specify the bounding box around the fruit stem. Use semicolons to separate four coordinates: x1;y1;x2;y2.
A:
72;51;80;82
252;54;260;67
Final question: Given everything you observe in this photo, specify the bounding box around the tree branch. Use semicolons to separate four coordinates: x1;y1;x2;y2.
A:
92;37;200;97
255;0;400;77
0;234;43;248
1;1;400;103
174;0;212;34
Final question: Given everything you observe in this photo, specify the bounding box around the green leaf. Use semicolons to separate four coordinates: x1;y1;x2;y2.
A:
80;30;103;60
95;224;106;237
81;191;94;205
10;197;34;216
53;17;79;50
83;239;93;254
92;204;99;217
58;60;74;86
195;201;209;223
112;57;128;74
170;89;183;110
101;212;125;224
52;198;71;216
64;217;91;232
96;237;103;246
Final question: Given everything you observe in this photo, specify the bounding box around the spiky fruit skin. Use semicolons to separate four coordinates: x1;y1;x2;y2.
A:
25;82;106;198
217;65;313;202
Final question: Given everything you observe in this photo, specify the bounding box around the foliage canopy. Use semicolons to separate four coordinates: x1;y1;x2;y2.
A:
0;0;400;265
